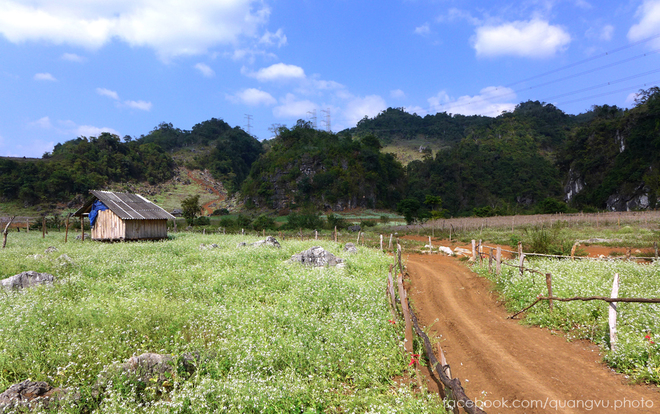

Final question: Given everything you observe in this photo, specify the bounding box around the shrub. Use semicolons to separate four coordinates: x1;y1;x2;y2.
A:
212;208;230;216
193;216;210;226
251;214;276;231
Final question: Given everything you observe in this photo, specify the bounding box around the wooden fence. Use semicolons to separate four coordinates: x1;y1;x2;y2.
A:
388;245;486;414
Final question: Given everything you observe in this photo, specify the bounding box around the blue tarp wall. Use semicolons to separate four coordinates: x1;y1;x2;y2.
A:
89;200;109;228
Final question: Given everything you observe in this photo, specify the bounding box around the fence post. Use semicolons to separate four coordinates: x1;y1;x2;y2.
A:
609;273;620;351
387;265;397;322
489;248;493;273
571;241;579;260
397;272;413;353
546;273;553;311
80;216;84;241
478;239;482;264
388;233;393;250
26;218;29;233
655;242;658;260
380;234;383;251
496;247;502;275
65;214;70;243
428;236;433;254
2;217;15;249
334;226;337;243
471;239;476;261
42;217;46;239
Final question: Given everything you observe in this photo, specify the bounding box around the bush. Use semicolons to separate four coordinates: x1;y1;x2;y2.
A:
284;211;323;230
236;214;252;228
360;220;377;228
193;216;210;226
326;213;347;230
251;214;276;231
212;208;230;216
219;217;235;229
379;215;389;224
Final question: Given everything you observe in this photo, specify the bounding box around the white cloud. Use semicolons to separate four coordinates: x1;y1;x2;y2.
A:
29;116;52;129
76;125;120;137
414;23;430;36
625;92;638;106
472;19;571;58
438;8;481;26
259;28;287;47
248;63;306;81
404;106;427;116
273;94;316;118
0;0;270;60
124;100;152;111
34;72;56;81
628;0;660;47
343;95;387;127
429;87;516;117
390;89;406;99
600;24;614;41
574;0;592;10
96;87;119;100
194;63;215;78
229;88;276;106
61;52;85;62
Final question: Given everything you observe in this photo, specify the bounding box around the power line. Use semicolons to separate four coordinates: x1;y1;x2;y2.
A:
244;114;253;135
505;32;660;88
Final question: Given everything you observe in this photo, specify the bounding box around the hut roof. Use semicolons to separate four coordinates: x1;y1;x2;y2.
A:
74;190;175;220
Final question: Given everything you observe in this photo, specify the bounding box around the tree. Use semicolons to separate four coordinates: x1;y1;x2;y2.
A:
181;195;202;225
397;198;421;225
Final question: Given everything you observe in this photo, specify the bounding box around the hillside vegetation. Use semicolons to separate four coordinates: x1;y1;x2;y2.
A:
1;87;659;218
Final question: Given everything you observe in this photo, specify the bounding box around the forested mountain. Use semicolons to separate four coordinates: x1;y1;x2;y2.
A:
141;119;264;193
241;120;405;211
1;87;659;217
0;118;263;207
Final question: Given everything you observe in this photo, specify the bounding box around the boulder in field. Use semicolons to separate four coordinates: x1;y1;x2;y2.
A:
290;246;343;267
343;242;358;254
1;271;54;290
0;380;73;410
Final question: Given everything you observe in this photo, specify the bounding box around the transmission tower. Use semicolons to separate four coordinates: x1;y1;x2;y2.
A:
307;109;317;129
244;114;253;135
321;108;331;133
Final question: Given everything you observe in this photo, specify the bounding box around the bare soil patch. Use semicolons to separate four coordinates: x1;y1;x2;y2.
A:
407;253;660;413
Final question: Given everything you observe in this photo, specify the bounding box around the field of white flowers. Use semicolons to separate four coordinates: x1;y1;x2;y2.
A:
0;232;444;413
472;258;660;384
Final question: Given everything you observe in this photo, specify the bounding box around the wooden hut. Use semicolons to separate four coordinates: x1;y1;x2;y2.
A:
74;190;174;241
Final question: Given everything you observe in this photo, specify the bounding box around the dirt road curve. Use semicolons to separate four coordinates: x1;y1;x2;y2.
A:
407;254;660;413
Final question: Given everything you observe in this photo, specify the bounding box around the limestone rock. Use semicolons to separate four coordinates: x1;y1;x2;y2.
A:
0;380;72;410
1;271;54;290
438;246;453;255
44;246;58;254
343;242;358;254
290;246;343;267
238;236;281;249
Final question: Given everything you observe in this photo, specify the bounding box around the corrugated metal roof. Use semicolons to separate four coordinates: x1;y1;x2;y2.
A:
75;190;175;220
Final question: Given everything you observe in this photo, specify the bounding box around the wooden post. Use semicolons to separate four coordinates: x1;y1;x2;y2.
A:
242;228;244;236
356;231;360;245
518;241;523;258
571;241;579;260
397;242;403;275
2;216;15;249
380;234;383;251
478;239;482;264
489;248;493;273
300;228;303;241
496;247;502;275
449;224;452;242
65;214;70;243
609;273;620;351
315;230;317;240
546;273;553;311
397;272;413;353
655;242;658;260
264;229;266;238
42;217;46;239
203;228;206;235
80;216;84;241
334;226;337;243
471;239;476;261
388;233;393;250
387;265;397;322
26;218;29;233
173;218;178;232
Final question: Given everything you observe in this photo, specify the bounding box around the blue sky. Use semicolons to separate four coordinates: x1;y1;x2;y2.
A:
1;0;660;157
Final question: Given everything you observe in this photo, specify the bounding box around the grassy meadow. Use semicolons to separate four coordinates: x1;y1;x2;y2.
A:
0;231;443;413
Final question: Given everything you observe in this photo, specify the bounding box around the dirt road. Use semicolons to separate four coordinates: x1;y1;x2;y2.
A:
407;254;660;413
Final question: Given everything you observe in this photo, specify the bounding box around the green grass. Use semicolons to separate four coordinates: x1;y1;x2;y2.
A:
472;258;660;384
0;232;443;413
